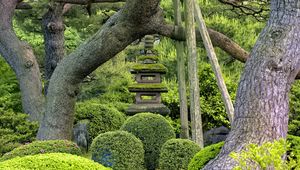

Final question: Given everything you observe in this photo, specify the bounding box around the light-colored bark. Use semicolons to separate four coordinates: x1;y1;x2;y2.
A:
204;0;300;169
173;0;189;139
184;0;203;147
194;2;234;124
0;0;44;122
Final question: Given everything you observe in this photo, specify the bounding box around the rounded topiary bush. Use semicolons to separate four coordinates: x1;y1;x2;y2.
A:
188;142;224;170
0;140;81;161
159;139;201;170
75;102;126;140
0;153;110;170
90;130;145;170
120;112;175;170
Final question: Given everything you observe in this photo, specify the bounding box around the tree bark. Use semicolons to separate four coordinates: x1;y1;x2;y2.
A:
37;0;166;140
184;0;203;147
173;0;189;139
43;2;73;95
194;2;234;124
203;0;300;169
43;3;65;94
0;0;45;122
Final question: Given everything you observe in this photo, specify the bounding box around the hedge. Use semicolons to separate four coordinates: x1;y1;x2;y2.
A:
121;112;175;170
0;140;81;161
90;130;145;170
0;153;110;170
159;139;201;170
75;102;126;140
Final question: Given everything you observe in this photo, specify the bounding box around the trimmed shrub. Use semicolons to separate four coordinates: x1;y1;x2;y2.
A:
90;130;145;170
75;102;126;140
0;153;110;170
121;112;175;170
188;142;224;170
0;110;38;156
0;140;81;161
159;139;201;170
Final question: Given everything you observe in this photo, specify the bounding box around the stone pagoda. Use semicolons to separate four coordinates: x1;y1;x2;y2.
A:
126;35;170;115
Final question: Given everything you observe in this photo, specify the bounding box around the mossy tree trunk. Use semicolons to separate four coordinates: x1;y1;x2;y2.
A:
184;0;203;147
203;0;300;169
173;0;189;139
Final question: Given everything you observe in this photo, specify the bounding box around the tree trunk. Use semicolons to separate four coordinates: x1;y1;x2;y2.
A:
194;2;234;124
43;3;65;94
173;0;189;139
184;0;203;147
0;0;45;122
37;0;167;140
204;0;300;169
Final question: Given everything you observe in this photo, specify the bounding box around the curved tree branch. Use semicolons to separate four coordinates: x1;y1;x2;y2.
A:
37;0;165;140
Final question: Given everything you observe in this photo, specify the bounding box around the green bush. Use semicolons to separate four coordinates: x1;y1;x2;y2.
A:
0;140;81;161
75;102;126;140
0;110;38;156
230;139;294;170
121;112;175;170
0;153;110;170
287;135;300;163
188;142;224;170
90;130;145;170
159;139;201;170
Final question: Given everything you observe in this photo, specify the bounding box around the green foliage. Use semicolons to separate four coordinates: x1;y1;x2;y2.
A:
229;139;295;170
188;142;224;170
288;81;300;136
159;139;201;170
199;63;237;131
0;110;38;157
287;135;300;165
75;102;126;140
0;140;81;161
90;130;144;170
0;153;110;170
165;116;181;136
121;113;175;170
0;58;22;112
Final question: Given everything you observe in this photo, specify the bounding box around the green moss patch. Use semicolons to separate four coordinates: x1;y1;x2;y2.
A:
137;55;159;62
131;64;167;73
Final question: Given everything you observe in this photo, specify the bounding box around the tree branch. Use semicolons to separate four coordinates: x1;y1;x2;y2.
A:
157;23;249;62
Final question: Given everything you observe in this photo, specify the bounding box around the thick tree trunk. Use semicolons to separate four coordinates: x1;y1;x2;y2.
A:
204;0;300;169
43;3;65;94
184;0;203;147
0;0;44;122
173;0;189;139
37;0;166;140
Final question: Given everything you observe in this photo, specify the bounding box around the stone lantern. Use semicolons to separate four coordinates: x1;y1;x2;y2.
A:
126;35;170;115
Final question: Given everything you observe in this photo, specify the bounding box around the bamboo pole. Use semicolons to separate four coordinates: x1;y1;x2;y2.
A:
194;1;234;124
185;0;204;148
173;0;189;139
